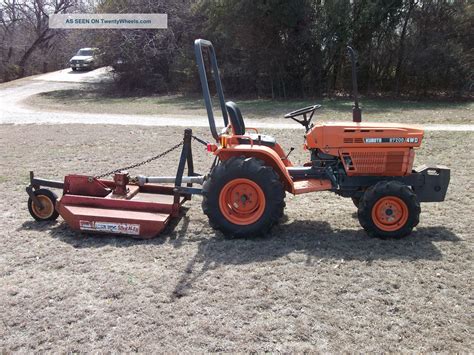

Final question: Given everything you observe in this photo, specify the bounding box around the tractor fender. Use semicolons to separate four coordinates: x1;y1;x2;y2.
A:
215;144;294;193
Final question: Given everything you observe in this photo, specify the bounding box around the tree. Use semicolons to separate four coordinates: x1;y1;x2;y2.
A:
94;0;197;92
0;0;75;79
93;0;474;97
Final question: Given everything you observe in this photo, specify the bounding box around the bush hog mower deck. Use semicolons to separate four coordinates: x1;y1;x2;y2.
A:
27;39;450;239
26;130;204;239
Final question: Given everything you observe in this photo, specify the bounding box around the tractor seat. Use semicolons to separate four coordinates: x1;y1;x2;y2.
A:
225;101;276;147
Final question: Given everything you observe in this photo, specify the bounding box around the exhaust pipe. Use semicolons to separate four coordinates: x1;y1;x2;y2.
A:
347;46;362;123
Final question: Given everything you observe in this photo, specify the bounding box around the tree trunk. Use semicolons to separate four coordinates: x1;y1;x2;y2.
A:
395;0;416;96
270;75;275;100
18;29;50;77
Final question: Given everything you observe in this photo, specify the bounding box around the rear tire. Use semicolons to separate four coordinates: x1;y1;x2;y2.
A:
202;157;285;237
28;189;59;222
358;181;420;238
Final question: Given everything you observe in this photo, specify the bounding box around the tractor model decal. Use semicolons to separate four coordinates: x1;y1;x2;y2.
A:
364;137;418;144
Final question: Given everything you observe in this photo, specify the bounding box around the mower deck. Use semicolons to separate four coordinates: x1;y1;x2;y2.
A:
26;129;201;239
57;184;185;239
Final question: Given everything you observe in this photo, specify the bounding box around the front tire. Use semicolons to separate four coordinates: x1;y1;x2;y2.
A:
358;181;420;238
202;157;285;237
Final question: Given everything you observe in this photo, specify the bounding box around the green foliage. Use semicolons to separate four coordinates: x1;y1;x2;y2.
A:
95;0;197;92
96;0;473;97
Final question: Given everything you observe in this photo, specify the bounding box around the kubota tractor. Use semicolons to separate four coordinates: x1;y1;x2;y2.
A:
25;39;450;240
195;39;450;238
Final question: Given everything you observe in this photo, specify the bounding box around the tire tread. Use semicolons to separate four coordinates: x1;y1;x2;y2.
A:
358;180;420;238
202;157;285;237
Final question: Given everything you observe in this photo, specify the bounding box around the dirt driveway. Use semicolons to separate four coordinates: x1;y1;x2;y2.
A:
0;124;472;352
1;71;473;131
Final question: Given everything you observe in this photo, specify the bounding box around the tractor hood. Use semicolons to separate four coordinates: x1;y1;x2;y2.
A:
306;121;424;150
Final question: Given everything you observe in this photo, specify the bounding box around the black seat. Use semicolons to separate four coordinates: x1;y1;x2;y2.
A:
225;101;276;147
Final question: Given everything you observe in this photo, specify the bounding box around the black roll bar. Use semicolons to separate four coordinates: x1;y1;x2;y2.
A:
194;39;228;141
346;46;362;123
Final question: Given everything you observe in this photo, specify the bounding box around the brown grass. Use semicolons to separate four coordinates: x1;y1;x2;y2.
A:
24;88;474;124
0;124;472;352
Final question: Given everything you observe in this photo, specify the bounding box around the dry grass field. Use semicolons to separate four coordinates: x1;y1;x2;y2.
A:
0;124;472;352
26;87;474;124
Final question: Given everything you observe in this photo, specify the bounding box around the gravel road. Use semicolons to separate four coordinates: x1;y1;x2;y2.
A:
0;68;472;131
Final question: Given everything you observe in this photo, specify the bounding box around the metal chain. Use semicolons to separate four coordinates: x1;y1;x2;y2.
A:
94;141;184;179
191;135;208;146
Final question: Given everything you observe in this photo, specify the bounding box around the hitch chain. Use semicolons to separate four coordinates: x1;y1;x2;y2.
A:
92;134;208;179
191;135;208;146
94;141;184;179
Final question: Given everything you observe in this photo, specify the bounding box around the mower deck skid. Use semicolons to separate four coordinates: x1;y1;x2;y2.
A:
56;175;186;239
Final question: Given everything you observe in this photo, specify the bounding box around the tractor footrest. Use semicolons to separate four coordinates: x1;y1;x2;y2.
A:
294;179;332;195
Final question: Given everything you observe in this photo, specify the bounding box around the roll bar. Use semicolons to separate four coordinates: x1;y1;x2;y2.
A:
346;46;362;123
194;39;229;141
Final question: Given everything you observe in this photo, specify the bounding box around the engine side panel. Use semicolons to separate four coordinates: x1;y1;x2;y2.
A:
306;122;424;176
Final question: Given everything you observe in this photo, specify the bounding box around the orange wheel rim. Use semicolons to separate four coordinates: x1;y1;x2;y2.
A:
371;196;408;232
31;196;54;219
219;178;266;225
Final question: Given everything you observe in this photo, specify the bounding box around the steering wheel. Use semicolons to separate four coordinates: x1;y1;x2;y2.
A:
284;104;321;131
284;104;321;119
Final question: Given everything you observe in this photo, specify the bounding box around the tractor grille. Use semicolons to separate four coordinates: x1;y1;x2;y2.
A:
72;60;83;64
350;151;406;175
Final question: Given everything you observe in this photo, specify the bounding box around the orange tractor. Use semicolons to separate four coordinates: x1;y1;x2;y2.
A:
26;39;450;240
195;39;450;238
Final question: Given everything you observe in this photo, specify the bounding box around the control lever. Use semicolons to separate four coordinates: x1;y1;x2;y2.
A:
285;147;295;160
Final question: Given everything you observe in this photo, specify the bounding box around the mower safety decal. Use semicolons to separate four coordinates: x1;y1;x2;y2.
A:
364;137;418;143
79;220;140;235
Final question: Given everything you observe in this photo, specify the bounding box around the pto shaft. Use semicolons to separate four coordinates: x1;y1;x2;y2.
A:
135;175;205;186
